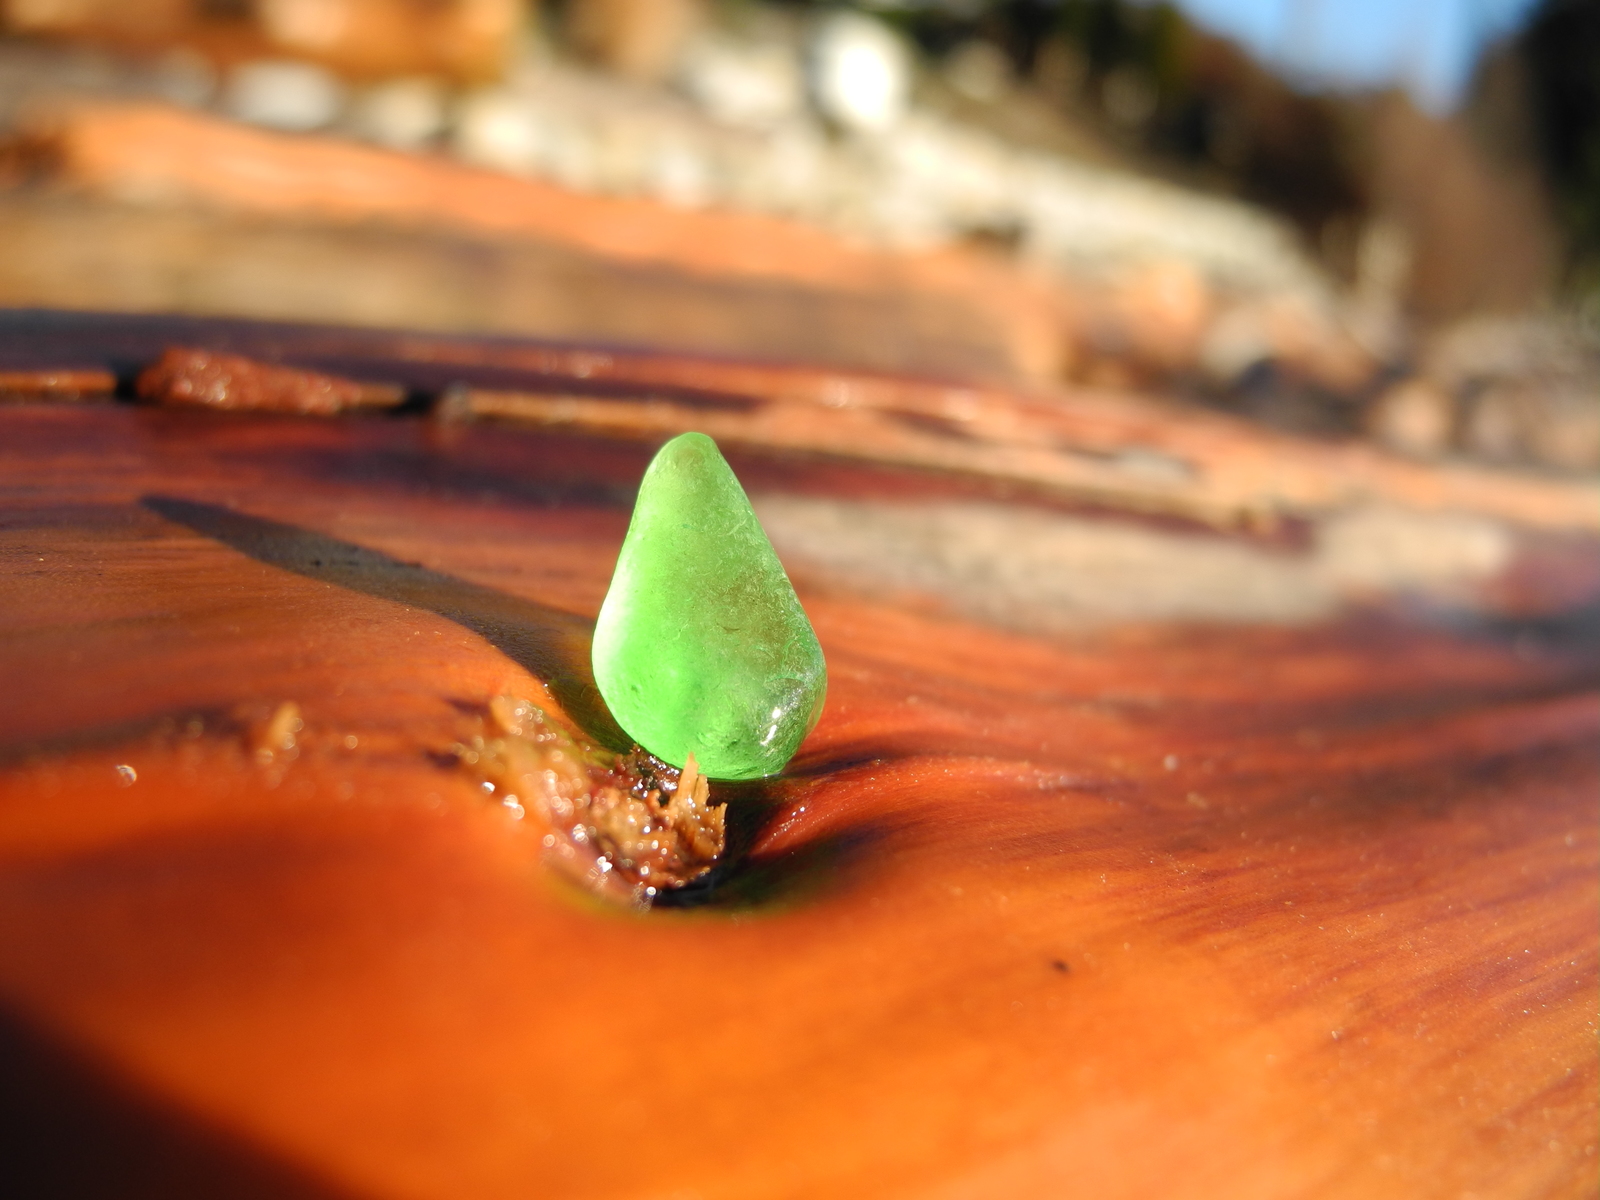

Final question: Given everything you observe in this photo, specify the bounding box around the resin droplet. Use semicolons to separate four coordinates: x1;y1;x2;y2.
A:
592;432;826;780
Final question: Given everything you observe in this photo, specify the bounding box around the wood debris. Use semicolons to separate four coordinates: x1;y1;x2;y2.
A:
0;368;115;402
454;695;726;906
136;347;404;415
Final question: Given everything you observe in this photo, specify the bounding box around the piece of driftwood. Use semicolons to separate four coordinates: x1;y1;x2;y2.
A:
462;383;1600;533
0;315;1594;1199
2;311;1594;534
21;101;1070;380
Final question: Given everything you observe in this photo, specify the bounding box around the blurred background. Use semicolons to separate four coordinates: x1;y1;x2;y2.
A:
0;0;1594;473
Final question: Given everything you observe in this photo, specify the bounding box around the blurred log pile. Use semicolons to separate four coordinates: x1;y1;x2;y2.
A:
0;0;1593;473
0;0;519;80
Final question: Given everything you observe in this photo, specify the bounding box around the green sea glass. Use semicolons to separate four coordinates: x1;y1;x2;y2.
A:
591;432;826;780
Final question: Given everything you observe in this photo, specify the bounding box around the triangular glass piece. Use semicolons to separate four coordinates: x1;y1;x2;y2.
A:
592;433;826;780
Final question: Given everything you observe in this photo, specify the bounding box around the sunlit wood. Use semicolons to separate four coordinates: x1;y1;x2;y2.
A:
0;317;1593;1198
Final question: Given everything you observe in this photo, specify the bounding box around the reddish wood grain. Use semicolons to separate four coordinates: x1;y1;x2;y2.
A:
0;393;1594;1197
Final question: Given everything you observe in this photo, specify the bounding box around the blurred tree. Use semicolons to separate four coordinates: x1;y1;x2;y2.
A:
1519;0;1600;300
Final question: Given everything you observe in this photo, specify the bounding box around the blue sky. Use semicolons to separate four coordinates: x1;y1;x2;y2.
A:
1167;0;1544;111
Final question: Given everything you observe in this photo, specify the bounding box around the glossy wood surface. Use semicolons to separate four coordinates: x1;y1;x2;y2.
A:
0;341;1595;1198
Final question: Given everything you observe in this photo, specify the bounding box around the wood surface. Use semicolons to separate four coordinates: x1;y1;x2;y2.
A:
0;314;1595;1199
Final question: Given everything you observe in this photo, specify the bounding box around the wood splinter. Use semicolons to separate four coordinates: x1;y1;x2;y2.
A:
136;347;405;415
0;368;116;402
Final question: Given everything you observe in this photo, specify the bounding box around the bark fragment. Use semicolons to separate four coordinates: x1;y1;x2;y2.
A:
455;695;726;905
137;347;403;415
